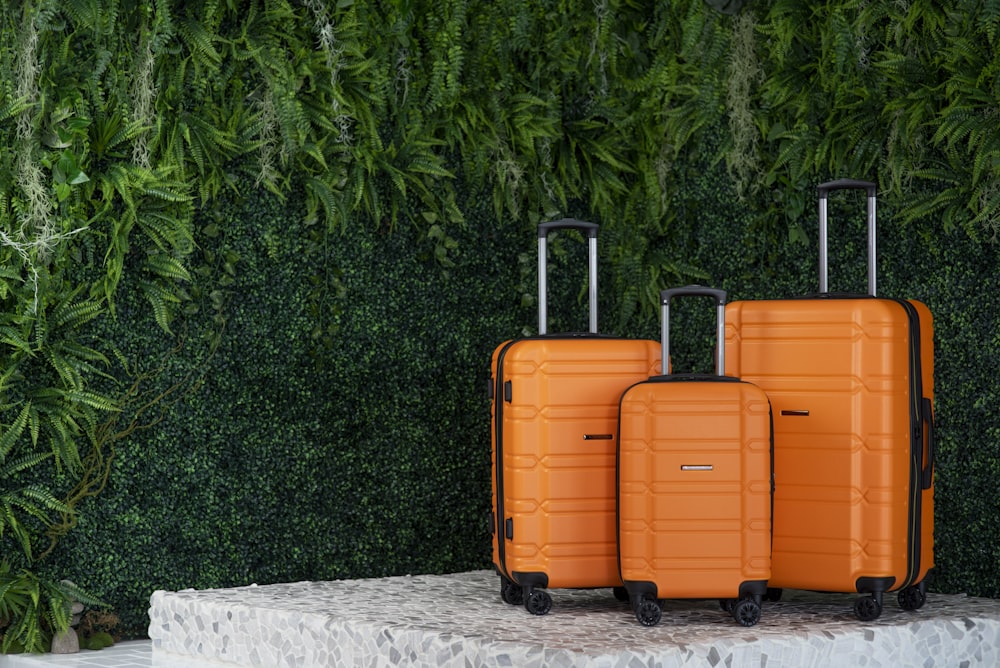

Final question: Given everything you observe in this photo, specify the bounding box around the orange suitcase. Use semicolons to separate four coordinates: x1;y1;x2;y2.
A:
618;286;773;627
724;179;935;621
489;219;661;615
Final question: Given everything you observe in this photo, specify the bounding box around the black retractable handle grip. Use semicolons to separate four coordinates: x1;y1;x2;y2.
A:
536;219;599;335
817;178;877;295
660;285;727;376
661;286;726;304
537;219;599;238
817;179;877;196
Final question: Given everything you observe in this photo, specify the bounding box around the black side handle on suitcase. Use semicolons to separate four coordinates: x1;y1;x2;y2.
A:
537;219;599;335
817;178;877;296
660;285;726;376
922;397;935;490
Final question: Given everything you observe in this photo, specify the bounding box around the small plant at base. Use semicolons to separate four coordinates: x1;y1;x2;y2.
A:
0;563;106;654
77;609;119;650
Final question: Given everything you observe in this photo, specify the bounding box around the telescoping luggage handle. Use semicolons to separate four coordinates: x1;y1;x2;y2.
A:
537;219;599;335
817;178;877;296
820;181;936;490
661;286;726;376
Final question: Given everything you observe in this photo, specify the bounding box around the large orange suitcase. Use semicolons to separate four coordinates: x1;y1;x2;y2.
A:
618;286;773;627
489;219;661;615
724;179;935;621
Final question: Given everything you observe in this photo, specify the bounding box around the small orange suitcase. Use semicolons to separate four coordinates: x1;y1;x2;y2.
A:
490;219;661;615
724;179;935;621
617;286;773;627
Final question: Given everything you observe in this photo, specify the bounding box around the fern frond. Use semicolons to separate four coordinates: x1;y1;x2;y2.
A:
0;95;32;122
136;205;194;251
304;175;344;228
52;342;110;372
61;0;105;33
51;299;103;330
972;0;1000;44
0;403;31;462
10;485;74;521
176;15;222;66
0;451;50;477
0;326;33;356
897;185;964;224
103;164;138;218
140;280;181;333
44;348;84;389
145;253;192;282
54;578;106;609
407;158;455;180
63;390;119;413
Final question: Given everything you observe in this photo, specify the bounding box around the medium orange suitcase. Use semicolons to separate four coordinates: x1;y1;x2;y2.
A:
618;286;773;627
724;179;935;621
490;219;661;615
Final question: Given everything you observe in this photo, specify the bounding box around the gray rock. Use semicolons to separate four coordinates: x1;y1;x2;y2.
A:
50;629;79;654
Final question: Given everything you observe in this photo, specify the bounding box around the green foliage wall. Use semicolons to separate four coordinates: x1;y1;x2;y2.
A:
4;0;1000;641
50;186;539;636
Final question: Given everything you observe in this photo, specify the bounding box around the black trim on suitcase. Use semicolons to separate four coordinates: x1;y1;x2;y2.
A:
739;580;769;599
512;571;548;590
492;338;518;583
890;297;929;592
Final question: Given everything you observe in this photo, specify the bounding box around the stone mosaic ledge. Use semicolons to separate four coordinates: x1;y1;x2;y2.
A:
148;570;1000;667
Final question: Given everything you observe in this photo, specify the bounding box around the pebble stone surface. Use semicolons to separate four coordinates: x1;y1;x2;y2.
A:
148;570;1000;667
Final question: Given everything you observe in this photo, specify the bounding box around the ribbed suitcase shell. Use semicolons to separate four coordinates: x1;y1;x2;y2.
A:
617;378;773;600
724;297;934;595
722;180;935;620
491;337;661;591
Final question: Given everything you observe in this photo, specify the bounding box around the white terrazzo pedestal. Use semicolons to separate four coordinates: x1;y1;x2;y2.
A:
148;570;1000;667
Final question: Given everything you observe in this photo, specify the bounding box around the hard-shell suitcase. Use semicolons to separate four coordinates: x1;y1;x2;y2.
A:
724;179;935;621
489;219;661;615
617;286;773;627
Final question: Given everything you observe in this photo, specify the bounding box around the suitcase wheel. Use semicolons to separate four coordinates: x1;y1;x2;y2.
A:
719;598;736;613
764;587;783;602
732;598;761;627
524;589;552;616
634;598;662;627
897;585;927;611
499;577;523;606
613;586;630;603
853;595;883;621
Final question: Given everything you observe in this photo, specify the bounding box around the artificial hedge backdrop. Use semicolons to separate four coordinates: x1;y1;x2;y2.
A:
52;165;1000;638
0;0;998;642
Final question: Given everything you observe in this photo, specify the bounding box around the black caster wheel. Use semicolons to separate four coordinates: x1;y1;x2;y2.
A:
764;587;783;602
732;598;761;627
500;578;523;605
524;589;553;616
853;595;883;621
897;586;927;611
635;598;662;627
613;586;630;603
719;598;735;613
